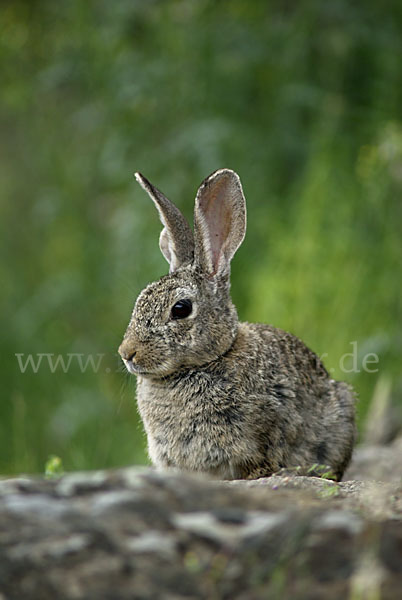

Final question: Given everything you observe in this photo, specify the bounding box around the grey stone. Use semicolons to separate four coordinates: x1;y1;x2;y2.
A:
0;449;401;599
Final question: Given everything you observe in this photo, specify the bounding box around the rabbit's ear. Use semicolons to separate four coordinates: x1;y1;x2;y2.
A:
135;173;194;272
194;169;246;277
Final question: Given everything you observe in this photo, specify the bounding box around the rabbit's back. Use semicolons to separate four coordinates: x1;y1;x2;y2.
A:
137;322;356;481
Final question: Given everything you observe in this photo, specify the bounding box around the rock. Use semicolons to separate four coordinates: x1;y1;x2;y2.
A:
0;456;401;599
344;436;402;482
361;375;402;445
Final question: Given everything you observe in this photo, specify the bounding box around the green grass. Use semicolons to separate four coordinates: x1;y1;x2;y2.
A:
1;0;401;474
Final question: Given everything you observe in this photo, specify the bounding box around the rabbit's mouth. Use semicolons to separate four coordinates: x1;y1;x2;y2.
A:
123;359;150;376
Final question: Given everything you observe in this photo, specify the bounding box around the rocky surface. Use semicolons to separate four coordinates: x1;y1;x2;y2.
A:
0;439;401;599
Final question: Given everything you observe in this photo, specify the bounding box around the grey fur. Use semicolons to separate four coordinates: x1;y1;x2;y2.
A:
135;172;194;272
119;169;356;481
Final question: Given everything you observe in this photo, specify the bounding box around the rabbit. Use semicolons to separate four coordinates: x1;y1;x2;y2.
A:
118;169;356;481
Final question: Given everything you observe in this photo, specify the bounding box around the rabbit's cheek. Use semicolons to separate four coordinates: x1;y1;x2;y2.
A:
129;340;178;377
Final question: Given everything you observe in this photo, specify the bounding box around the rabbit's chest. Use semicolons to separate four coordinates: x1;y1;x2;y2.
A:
136;374;252;476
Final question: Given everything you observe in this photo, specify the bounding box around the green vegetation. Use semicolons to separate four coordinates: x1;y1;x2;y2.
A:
307;465;337;481
1;1;401;475
44;454;64;479
317;483;340;500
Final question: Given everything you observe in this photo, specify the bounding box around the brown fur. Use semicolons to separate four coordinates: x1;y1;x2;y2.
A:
119;170;356;481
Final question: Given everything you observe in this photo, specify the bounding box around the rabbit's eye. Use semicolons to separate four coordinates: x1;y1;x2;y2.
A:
171;299;192;320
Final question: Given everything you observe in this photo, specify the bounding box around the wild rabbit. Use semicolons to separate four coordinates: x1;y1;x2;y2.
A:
119;169;356;481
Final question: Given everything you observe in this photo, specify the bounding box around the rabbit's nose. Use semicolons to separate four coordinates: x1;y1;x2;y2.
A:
118;342;136;362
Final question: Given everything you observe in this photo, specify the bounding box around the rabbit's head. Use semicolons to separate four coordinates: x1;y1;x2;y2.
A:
119;169;246;377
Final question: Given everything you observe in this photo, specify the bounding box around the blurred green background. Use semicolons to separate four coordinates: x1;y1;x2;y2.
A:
1;0;401;475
